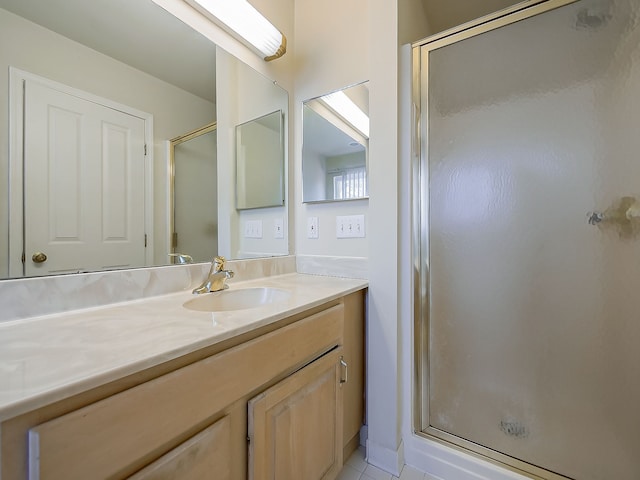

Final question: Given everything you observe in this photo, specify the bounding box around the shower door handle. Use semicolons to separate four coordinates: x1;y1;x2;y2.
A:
587;211;604;225
588;196;640;227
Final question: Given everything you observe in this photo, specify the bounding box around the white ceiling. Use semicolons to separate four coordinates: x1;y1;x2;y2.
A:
0;0;217;102
304;105;365;158
303;83;369;158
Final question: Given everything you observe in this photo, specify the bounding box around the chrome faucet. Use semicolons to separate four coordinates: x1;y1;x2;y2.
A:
192;256;235;294
169;253;193;264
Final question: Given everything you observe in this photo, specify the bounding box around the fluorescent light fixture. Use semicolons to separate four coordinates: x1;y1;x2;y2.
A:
187;0;286;61
321;91;370;138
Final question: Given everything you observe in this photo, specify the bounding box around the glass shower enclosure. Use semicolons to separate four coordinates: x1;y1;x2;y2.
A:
412;0;640;478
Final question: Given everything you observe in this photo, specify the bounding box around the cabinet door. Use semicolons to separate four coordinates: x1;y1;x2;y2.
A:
128;415;231;480
248;348;344;480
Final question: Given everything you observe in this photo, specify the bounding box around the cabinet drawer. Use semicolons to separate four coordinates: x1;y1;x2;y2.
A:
28;303;344;480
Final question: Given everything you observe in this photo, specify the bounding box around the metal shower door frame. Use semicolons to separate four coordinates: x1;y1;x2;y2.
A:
411;1;579;478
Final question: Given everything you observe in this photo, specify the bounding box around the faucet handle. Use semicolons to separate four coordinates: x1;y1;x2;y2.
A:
212;256;226;273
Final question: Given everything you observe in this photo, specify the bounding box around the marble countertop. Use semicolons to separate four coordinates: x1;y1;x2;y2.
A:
0;273;367;421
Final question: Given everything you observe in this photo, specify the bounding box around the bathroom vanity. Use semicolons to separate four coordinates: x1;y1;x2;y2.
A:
0;274;366;479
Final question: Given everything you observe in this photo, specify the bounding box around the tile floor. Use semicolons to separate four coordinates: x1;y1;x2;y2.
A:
337;447;434;480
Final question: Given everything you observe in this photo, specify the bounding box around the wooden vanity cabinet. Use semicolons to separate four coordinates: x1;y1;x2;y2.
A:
1;290;365;480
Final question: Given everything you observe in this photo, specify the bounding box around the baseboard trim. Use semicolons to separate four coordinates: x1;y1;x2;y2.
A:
360;424;368;447
404;434;530;480
344;434;361;461
366;438;405;477
295;255;368;279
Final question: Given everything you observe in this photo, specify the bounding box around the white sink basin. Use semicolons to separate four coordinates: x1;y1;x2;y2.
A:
183;287;291;312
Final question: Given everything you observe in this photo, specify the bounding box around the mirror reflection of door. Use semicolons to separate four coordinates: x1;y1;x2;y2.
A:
171;123;218;263
22;76;147;277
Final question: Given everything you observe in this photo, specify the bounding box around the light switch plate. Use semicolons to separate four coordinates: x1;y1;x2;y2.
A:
307;217;319;239
336;215;365;238
244;220;263;238
274;218;284;239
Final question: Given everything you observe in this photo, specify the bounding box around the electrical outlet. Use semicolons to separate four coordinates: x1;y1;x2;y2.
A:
307;217;319;239
274;218;284;239
336;215;365;238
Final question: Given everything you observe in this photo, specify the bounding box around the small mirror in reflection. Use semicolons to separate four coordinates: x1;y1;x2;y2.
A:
302;81;369;203
236;110;284;210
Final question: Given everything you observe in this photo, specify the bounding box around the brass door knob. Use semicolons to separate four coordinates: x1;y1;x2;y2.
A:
32;252;47;263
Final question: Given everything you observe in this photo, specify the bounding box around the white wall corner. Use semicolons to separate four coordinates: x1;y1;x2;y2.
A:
366;437;405;477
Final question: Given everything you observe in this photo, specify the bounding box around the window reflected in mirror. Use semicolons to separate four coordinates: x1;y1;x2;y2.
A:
302;81;369;203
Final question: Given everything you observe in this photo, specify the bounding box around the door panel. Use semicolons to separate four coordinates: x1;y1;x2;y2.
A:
422;1;640;479
102;122;132;241
24;79;146;276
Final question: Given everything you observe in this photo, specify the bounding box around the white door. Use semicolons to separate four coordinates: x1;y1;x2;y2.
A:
24;79;146;276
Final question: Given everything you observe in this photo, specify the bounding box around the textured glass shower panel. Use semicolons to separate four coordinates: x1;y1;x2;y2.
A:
427;1;640;479
174;129;218;262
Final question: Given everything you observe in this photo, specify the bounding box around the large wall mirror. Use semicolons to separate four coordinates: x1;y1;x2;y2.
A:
302;81;369;203
0;0;289;279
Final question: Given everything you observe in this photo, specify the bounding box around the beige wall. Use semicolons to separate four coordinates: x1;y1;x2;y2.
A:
399;0;432;45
